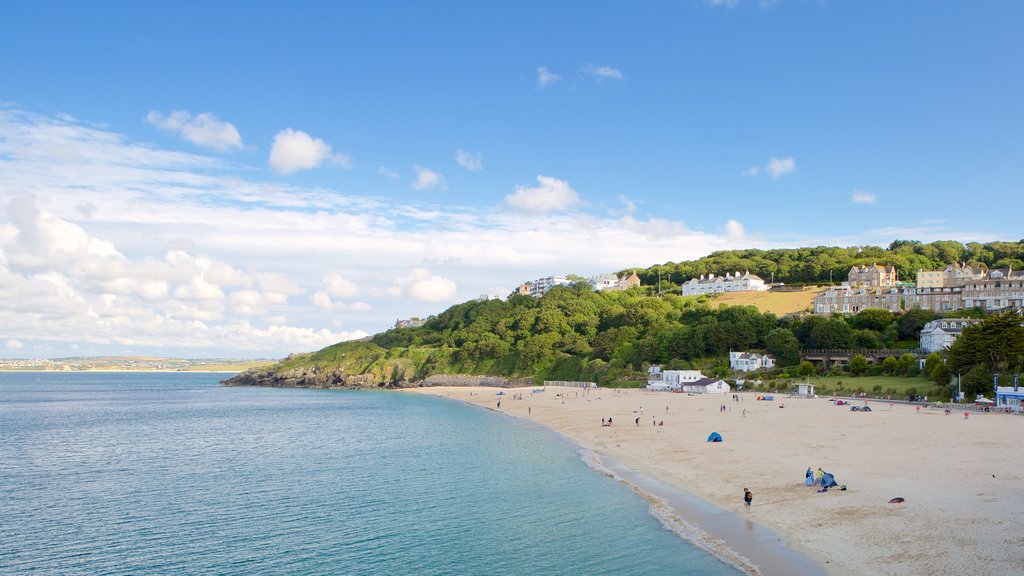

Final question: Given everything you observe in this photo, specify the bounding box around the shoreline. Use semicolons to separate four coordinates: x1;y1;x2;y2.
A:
408;385;1024;576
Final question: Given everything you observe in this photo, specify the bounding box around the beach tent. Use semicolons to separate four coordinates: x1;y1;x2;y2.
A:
821;472;838;489
496;391;505;395
706;432;723;442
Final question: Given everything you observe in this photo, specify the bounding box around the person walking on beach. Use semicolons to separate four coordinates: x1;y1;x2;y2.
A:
635;416;640;426
743;488;753;508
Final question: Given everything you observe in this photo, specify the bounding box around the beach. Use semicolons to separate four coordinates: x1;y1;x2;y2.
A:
408;386;1024;576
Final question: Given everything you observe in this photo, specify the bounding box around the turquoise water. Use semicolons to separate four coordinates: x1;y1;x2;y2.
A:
0;372;737;575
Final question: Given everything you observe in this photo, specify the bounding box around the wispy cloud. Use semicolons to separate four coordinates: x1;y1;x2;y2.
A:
852;189;877;204
269;128;351;174
584;65;623;80
537;66;563;88
707;0;740;8
412;165;446;190
455;149;483;171
378;166;400;179
765;157;797;179
146;110;243;151
743;156;796;179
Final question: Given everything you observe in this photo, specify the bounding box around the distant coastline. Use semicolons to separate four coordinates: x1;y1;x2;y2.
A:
0;357;276;373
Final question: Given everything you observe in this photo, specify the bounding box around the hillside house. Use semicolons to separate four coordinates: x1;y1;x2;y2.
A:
729;351;776;372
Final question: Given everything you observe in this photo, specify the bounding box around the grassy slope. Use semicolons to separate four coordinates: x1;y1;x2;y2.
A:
709;288;823;316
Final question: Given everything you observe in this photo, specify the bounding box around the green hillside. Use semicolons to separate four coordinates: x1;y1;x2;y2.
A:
224;240;1024;397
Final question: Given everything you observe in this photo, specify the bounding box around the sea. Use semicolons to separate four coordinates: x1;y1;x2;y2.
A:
0;372;739;575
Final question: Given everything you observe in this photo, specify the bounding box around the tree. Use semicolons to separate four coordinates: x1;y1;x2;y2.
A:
797;361;816;378
931;362;951;386
947;310;1024;376
882;355;899;375
897;308;938;339
765;328;801;366
897;353;917;376
849;355;869;376
923;352;942;376
851;309;897;331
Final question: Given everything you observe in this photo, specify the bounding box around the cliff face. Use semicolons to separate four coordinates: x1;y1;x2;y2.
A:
221;365;411;390
221;366;535;390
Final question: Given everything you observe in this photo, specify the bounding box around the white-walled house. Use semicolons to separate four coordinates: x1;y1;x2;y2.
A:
919;318;979;352
647;365;705;391
680;271;768;296
729;351;776;372
682;377;730;394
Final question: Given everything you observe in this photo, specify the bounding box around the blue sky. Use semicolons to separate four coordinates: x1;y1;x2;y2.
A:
1;0;1021;358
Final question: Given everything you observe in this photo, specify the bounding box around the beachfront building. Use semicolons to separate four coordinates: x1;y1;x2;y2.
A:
848;264;898;288
646;365;705;391
681;377;730;394
919;318;980;352
995;381;1024;413
680;271;768;296
729;351;776;372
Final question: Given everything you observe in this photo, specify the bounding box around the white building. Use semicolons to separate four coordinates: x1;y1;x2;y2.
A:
919;318;979;352
587;272;642;292
682;377;730;394
521;275;574;298
680;271;768;296
729;351;776;372
996;381;1024;412
646;365;705;391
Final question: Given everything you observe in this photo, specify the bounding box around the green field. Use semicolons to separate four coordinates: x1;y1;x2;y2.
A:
776;375;947;399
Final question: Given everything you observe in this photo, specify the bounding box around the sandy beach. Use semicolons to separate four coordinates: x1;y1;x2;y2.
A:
408;386;1024;576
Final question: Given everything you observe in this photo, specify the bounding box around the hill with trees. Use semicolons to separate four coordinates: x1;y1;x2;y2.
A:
224;240;1024;396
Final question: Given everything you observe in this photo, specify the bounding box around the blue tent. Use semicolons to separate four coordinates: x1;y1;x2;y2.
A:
821;472;838;489
706;431;723;442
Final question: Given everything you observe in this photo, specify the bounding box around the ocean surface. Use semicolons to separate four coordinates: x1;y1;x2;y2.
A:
0;372;737;575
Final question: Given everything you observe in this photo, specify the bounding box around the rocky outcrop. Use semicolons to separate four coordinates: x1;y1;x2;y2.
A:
222;366;533;390
221;365;411;389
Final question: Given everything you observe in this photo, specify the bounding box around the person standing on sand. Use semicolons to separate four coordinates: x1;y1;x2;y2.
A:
635;416;640;426
743;488;752;508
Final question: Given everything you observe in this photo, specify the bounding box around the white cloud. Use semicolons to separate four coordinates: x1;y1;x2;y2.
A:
6;339;23;350
4;107;985;360
390;268;457;303
742;166;761;177
269;128;351;174
585;65;623;80
537;66;563;88
765;156;797;179
852;190;877;204
323;273;358;298
412;165;446;190
378;166;400;179
725;219;745;240
146;110;243;151
455;149;483;171
311;290;334;310
707;0;740;8
505;175;581;214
